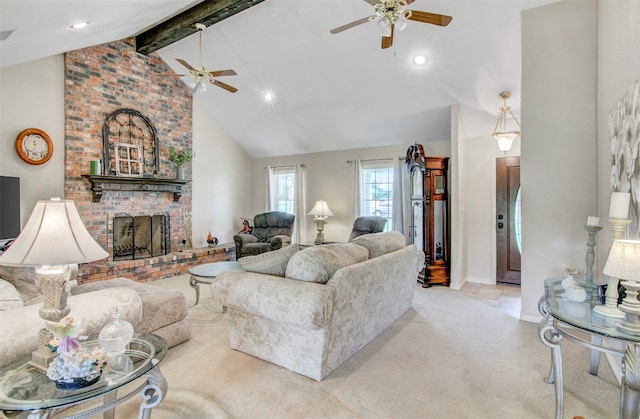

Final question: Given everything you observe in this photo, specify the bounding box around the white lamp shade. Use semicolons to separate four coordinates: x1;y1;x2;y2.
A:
493;131;519;152
308;200;334;217
603;239;640;281
0;197;108;266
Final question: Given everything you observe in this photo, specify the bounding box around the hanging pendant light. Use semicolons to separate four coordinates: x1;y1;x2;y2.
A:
492;91;521;153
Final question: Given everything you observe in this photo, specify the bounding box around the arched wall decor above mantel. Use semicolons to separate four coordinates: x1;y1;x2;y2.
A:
102;108;159;177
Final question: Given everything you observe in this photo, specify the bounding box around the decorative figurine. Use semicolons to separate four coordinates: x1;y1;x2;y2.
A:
238;219;253;234
207;231;218;247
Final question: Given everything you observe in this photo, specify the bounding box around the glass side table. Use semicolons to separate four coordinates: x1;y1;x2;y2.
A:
0;333;167;419
188;260;244;306
539;277;640;419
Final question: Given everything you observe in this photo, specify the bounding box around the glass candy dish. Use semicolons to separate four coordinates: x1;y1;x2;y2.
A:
98;310;134;356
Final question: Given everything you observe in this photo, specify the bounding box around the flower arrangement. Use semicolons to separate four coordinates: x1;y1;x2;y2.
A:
563;264;579;277
168;146;192;166
46;316;109;388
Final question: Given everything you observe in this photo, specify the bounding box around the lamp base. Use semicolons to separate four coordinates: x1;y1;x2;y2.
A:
30;265;73;371
314;217;328;245
616;280;640;336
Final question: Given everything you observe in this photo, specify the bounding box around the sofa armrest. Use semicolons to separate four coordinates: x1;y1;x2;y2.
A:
211;271;334;328
234;234;258;245
269;235;291;250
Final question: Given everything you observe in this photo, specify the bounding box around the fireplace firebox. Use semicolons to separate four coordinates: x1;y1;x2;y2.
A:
112;214;169;260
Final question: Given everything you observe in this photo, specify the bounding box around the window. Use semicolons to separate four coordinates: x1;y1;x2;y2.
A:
269;166;296;213
359;159;394;231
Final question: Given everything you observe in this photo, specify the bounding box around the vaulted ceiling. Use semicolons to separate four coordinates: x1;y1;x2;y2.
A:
0;0;556;158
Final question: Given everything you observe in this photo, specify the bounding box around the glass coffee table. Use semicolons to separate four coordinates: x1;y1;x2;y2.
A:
188;261;244;307
0;333;167;419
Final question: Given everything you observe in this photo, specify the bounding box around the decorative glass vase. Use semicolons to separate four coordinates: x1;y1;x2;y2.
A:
99;310;134;356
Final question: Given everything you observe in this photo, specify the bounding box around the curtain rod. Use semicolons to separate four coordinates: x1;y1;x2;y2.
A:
346;157;404;164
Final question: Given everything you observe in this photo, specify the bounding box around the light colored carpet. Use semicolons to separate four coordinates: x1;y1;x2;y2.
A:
112;275;621;418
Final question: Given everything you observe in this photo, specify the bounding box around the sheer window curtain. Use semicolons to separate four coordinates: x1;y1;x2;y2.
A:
352;159;362;220
392;157;409;239
266;164;305;243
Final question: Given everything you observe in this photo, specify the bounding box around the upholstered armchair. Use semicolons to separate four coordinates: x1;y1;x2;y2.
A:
348;216;387;241
234;211;295;259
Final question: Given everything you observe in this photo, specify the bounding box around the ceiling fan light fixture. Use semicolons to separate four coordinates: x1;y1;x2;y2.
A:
491;91;521;153
395;15;408;31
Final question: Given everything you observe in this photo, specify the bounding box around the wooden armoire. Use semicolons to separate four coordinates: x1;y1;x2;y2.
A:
405;144;450;287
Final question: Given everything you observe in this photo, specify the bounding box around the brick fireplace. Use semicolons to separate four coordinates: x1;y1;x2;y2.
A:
62;39;233;283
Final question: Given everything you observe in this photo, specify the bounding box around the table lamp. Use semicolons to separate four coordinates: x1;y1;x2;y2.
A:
0;197;108;370
602;240;640;336
308;200;334;245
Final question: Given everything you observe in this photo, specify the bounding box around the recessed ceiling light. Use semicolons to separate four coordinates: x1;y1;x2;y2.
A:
264;92;273;101
70;22;89;29
413;54;427;66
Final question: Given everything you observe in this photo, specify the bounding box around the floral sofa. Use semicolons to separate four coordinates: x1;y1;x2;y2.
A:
210;231;424;381
0;266;191;368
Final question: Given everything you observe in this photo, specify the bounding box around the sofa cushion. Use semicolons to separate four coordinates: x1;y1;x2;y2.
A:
0;278;23;310
350;231;406;259
0;287;142;368
72;278;188;334
239;243;300;276
285;243;368;284
0;266;41;305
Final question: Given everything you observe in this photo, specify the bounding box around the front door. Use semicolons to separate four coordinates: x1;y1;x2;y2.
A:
496;157;521;285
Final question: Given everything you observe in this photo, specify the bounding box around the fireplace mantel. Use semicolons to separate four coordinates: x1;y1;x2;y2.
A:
82;174;189;202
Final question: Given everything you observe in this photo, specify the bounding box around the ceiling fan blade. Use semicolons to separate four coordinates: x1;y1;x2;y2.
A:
175;58;196;71
362;0;379;5
330;16;375;34
156;72;186;77
208;69;237;77
212;79;238;93
404;0;416;4
408;10;453;26
381;24;394;49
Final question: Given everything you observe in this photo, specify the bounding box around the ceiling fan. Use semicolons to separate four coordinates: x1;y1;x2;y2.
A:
330;0;452;49
168;23;238;94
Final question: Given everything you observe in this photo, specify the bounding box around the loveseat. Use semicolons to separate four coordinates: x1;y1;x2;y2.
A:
210;231;424;381
0;266;191;368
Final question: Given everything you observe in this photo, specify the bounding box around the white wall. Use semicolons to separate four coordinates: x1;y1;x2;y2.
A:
0;55;66;224
192;100;252;247
249;141;451;244
520;0;597;321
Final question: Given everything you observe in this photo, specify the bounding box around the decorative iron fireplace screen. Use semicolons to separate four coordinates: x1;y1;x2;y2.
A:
112;214;168;260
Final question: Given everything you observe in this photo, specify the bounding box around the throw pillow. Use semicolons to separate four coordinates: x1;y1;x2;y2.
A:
238;243;301;276
0;278;24;311
350;231;406;259
285;243;369;284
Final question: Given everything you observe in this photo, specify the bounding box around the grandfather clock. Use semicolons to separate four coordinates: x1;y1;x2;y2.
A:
405;144;450;287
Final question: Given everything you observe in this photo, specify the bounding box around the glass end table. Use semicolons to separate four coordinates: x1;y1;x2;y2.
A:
0;333;167;419
539;277;640;419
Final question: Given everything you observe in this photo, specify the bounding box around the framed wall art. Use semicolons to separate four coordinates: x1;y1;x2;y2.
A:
115;143;143;177
609;77;640;237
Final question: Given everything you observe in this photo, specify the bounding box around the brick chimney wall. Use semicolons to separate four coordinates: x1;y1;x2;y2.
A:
62;39;224;283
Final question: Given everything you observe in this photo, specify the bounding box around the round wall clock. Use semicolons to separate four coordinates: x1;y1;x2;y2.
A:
15;128;53;165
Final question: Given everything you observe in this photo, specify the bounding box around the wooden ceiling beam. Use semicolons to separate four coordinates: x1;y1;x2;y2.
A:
135;0;265;55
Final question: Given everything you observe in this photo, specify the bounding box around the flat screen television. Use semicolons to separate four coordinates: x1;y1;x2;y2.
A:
0;176;21;245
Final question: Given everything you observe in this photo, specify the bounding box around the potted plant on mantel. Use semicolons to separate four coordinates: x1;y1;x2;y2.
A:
168;146;192;180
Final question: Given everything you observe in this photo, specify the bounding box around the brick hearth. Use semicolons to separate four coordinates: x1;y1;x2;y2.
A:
78;244;235;284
